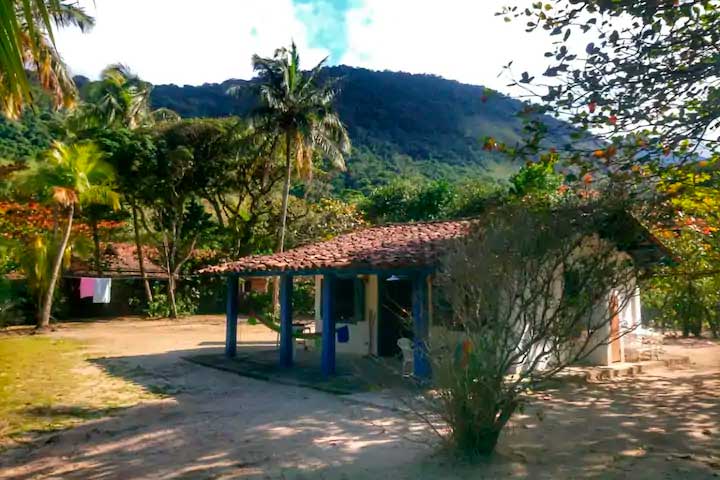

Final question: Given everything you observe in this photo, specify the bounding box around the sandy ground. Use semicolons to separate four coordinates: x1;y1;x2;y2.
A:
0;316;718;479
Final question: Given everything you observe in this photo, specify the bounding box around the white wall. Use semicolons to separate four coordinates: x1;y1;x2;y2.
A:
313;274;378;355
585;278;641;365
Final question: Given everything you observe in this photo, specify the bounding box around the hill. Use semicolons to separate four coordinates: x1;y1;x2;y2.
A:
150;66;571;190
0;67;572;191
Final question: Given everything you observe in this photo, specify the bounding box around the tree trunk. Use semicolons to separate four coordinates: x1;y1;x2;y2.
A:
273;131;293;312
167;274;178;319
38;204;74;330
131;201;153;304
91;217;101;274
278;131;293;255
209;195;225;228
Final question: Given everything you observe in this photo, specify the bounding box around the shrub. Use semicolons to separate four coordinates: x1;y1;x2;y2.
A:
420;202;638;457
142;283;199;318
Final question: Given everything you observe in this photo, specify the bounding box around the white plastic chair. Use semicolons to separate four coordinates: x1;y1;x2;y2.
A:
397;337;414;377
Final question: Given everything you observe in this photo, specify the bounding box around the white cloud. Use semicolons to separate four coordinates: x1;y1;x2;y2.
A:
55;0;586;93
342;0;580;95
55;0;330;85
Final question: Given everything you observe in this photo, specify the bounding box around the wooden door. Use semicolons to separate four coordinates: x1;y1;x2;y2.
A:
609;294;621;362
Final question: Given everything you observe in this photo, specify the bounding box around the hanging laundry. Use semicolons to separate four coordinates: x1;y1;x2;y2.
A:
93;278;112;304
79;277;95;299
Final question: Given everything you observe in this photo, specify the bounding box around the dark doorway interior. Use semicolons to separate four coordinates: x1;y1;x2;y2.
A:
378;276;413;357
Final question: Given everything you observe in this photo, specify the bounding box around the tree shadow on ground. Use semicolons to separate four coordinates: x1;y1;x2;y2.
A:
1;344;718;479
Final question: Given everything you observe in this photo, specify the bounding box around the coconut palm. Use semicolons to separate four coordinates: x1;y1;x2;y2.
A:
15;141;119;328
69;64;179;304
72;64;179;130
0;0;94;119
248;42;351;255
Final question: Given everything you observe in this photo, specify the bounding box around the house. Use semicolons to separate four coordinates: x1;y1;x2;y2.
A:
202;215;667;378
62;243;167;317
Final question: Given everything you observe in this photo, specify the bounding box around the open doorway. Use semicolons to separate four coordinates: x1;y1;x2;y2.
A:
378;275;413;357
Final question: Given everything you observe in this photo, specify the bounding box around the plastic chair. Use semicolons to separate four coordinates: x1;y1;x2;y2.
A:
397;337;414;377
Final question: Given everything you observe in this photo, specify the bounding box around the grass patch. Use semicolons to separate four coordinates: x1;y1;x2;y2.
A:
0;336;157;447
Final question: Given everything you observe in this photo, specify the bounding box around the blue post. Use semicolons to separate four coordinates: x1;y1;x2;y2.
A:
412;273;431;379
279;274;294;367
321;273;336;376
225;274;239;358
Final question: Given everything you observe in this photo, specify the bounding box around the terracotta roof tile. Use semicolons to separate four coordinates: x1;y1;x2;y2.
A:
66;243;166;279
202;220;473;275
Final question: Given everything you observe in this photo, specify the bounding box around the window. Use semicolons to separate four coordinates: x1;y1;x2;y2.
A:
320;276;365;323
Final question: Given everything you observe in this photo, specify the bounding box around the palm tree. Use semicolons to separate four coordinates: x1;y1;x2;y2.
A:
0;0;94;119
72;64;179;130
70;64;178;304
15;141;119;328
249;42;351;255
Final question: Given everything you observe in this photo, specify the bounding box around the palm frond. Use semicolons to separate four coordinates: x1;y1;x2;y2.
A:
49;1;95;32
0;0;88;119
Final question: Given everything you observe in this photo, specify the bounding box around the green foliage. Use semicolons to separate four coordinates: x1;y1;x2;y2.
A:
143;283;199;318
292;280;315;317
14;141;120;210
361;177;502;223
243;290;273;316
506;0;720;167
643;228;720;338
240;282;314;317
508;155;563;199
0;109;62;162
288;197;366;247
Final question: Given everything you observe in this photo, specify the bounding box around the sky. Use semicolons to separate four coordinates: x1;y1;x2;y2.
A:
55;0;566;94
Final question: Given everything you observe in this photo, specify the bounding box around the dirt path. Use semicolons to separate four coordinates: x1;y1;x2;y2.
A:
1;317;718;479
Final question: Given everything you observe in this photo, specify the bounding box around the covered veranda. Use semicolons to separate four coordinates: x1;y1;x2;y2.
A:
201;220;471;379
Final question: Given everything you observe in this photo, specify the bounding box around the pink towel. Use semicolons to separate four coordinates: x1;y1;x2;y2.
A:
79;278;95;299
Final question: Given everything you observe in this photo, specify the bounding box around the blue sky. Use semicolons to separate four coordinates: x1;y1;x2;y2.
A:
292;0;364;63
55;0;565;94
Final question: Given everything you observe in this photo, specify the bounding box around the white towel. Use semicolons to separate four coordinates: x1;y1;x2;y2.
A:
93;278;112;304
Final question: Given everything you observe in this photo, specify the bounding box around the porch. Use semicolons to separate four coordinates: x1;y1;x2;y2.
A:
201;221;472;379
223;270;433;378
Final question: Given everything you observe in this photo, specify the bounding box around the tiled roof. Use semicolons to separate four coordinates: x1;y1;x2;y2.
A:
202;220;473;275
66;243;167;279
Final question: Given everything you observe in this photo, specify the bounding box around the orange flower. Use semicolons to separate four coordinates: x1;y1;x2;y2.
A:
582;173;593;184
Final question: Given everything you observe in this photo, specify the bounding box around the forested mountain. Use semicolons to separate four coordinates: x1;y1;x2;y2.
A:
150;66;572;190
0;66;573;191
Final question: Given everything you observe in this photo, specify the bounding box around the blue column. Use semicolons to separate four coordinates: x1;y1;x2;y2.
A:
321;273;336;376
225;274;239;358
279;274;294;367
412;273;431;379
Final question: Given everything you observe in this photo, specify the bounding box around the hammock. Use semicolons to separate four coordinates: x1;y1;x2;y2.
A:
248;314;321;340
